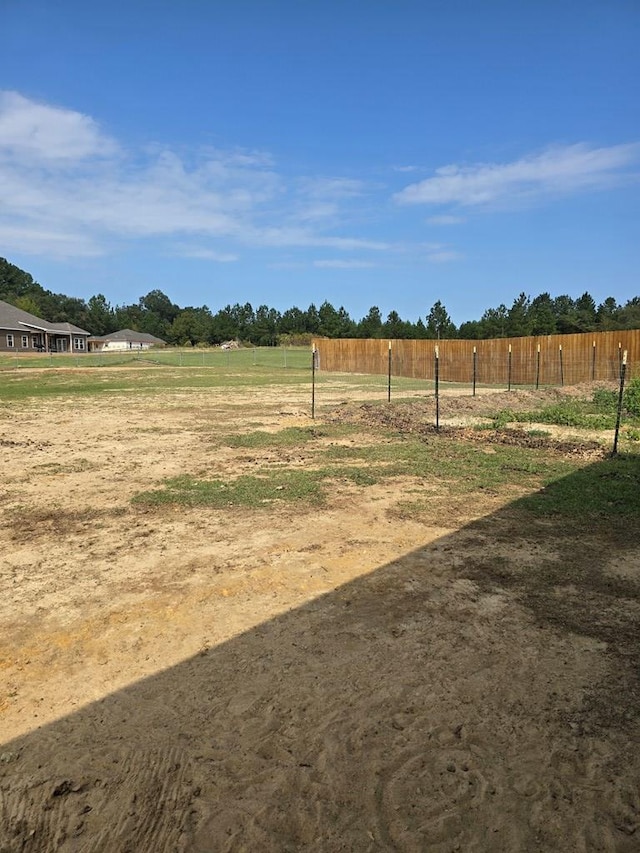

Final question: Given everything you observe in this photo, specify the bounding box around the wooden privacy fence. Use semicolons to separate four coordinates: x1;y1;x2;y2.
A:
312;330;640;387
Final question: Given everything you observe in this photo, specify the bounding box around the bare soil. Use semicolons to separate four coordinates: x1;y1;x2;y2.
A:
0;380;638;851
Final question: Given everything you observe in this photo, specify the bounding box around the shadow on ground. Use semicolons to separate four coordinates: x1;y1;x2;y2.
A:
1;455;639;852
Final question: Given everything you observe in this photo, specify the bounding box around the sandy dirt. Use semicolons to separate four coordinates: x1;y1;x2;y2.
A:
0;377;638;851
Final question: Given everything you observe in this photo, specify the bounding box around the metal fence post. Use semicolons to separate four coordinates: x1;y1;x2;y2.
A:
435;345;440;432
472;346;477;397
612;350;627;455
559;345;564;386
311;346;317;419
387;341;392;402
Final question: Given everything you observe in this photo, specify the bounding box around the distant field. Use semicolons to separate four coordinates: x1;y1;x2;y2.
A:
0;345;440;402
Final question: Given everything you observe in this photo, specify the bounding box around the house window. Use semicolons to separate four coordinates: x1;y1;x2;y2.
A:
6;334;14;347
32;335;41;349
73;337;86;351
21;335;29;348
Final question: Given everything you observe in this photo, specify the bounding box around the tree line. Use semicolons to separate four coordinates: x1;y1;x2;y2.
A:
1;257;638;346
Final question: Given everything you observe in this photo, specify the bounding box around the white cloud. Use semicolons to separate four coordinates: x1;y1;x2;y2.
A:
0;223;103;258
427;214;465;225
297;176;366;199
313;259;376;269
170;244;238;262
427;250;461;263
252;227;389;251
417;241;461;263
395;143;640;207
0;90;117;161
0;91;392;260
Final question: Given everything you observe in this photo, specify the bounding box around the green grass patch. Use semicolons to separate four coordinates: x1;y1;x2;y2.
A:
517;453;640;519
134;426;578;512
134;471;326;508
0;363;313;401
512;401;617;429
323;434;572;490
133;462;382;509
482;383;640;432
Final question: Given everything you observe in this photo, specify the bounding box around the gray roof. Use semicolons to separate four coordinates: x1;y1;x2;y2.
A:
90;329;166;343
0;299;90;335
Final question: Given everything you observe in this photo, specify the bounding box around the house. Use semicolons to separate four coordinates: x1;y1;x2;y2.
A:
87;329;166;352
0;300;90;354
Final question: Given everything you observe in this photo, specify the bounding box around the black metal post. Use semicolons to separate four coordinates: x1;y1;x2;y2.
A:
387;341;392;403
507;345;512;391
618;343;623;379
536;344;541;390
472;347;477;397
435;346;440;432
559;345;564;386
592;341;596;381
311;347;316;419
612;350;627;455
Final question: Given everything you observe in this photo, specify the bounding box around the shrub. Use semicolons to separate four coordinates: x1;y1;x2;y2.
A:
624;377;640;418
592;388;616;413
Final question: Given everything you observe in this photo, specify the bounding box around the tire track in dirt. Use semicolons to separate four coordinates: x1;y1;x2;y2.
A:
0;747;202;852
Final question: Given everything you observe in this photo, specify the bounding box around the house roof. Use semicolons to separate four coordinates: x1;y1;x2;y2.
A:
100;329;165;344
89;329;166;343
0;299;90;336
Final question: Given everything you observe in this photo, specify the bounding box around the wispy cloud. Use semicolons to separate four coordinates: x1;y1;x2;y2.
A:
313;259;376;269
0;90;118;162
395;143;640;208
427;250;461;263
427;214;465;226
0;223;103;257
420;242;461;263
170;244;238;262
0;91;390;260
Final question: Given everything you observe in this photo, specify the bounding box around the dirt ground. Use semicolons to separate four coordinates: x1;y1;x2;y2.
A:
0;378;639;851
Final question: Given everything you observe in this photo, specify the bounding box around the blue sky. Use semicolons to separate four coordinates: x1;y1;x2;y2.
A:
1;0;639;325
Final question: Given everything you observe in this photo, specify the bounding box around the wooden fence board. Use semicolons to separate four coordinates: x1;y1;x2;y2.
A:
313;330;639;386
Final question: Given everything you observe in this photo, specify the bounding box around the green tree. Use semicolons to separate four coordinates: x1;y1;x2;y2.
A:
318;301;342;337
252;305;280;346
138;289;179;338
457;320;482;339
426;300;456;339
506;292;532;337
304;304;321;335
479;304;508;338
596;297;621;330
358;306;383;338
210;305;239;343
618;297;640;330
414;317;429;339
14;295;43;317
553;295;579;333
86;294;115;335
529;293;557;335
114;303;144;331
169;307;211;345
230;302;255;340
280;307;306;336
573;292;597;331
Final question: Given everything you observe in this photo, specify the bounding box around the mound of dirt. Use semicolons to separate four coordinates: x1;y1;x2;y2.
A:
326;383;614;460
